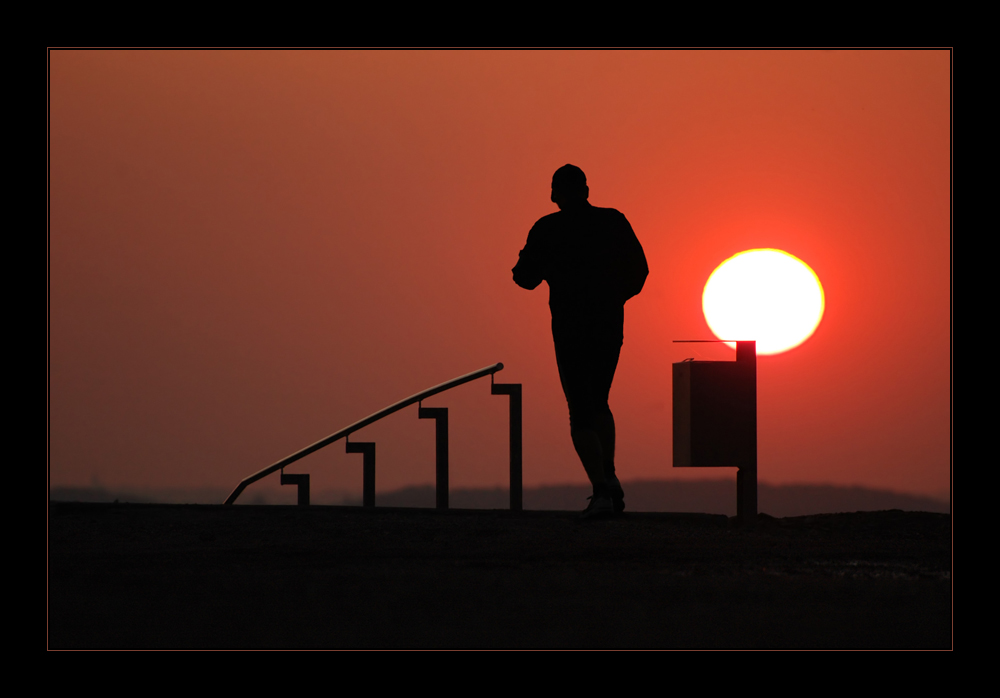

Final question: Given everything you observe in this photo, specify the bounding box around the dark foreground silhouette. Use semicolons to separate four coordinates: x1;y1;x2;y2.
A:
49;503;950;648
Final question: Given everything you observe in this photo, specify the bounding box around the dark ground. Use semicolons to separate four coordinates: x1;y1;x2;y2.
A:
48;502;951;649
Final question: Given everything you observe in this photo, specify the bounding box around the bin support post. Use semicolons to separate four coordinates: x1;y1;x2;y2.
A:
419;406;449;509
491;382;522;511
737;465;757;524
736;340;757;525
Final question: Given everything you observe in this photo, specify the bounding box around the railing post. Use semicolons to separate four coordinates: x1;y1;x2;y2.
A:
418;406;449;509
491;382;522;511
346;441;376;507
280;470;310;506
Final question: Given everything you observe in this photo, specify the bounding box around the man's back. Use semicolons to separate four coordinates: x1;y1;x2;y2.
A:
512;203;648;317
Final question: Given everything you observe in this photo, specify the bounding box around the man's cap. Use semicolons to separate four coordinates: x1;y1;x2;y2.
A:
552;164;587;193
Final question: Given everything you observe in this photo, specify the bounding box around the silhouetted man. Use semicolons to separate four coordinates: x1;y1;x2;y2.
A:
513;165;648;517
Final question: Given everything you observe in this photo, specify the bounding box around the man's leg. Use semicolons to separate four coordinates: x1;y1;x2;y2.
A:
554;332;612;514
596;410;625;512
596;410;616;481
593;328;624;512
570;427;609;497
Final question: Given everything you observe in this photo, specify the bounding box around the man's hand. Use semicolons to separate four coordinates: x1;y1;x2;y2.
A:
512;256;543;290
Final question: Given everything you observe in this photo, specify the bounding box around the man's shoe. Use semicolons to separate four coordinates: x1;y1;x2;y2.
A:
581;494;615;519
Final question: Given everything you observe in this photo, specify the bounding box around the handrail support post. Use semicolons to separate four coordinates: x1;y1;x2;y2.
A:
280;469;310;506
346;441;377;507
419;406;449;510
491;383;523;511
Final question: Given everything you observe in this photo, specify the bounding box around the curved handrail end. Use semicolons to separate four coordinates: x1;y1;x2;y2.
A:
224;482;247;506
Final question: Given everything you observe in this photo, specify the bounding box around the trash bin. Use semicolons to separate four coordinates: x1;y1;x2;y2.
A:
673;340;757;522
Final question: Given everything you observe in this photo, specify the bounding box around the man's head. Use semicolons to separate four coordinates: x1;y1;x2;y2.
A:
551;164;589;210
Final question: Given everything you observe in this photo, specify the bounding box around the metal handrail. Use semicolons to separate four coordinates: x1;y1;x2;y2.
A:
224;363;505;505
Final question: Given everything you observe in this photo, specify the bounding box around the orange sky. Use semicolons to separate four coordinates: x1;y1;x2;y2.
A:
49;50;950;502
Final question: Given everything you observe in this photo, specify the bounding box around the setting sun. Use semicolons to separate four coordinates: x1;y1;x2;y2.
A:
702;249;825;355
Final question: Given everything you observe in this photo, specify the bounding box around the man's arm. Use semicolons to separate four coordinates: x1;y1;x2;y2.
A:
512;225;546;290
618;214;648;302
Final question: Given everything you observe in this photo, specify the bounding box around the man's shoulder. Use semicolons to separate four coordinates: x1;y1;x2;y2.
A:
533;207;627;223
591;206;628;220
527;211;566;241
531;210;564;228
588;207;635;235
529;206;631;237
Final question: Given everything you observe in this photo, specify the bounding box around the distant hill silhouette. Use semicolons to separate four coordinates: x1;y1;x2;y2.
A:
50;480;948;517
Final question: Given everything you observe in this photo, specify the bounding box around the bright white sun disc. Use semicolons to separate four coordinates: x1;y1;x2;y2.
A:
702;249;825;355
